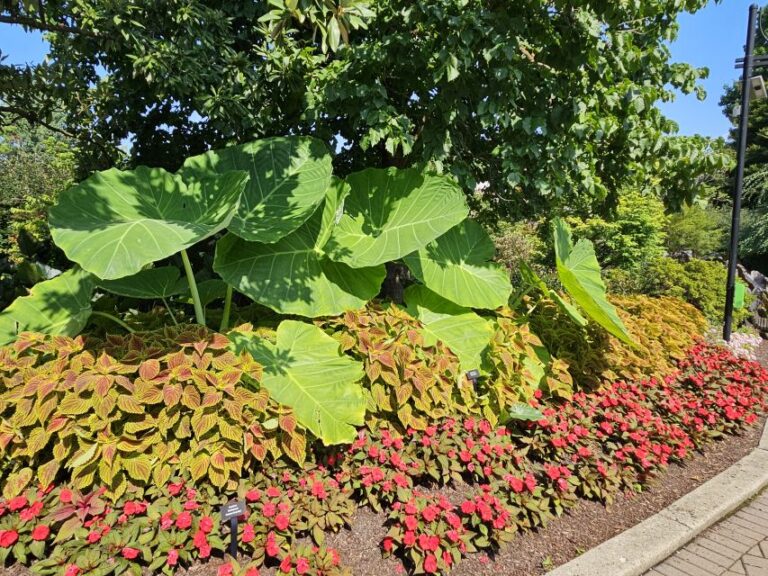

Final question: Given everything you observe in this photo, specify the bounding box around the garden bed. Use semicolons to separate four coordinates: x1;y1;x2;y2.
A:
325;415;766;576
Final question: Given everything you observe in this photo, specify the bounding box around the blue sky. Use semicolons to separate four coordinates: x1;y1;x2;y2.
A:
0;1;756;139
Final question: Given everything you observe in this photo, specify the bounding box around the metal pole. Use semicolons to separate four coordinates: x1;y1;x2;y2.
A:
724;4;759;341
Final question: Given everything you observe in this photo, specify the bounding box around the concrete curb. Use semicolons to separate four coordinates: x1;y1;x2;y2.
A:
546;421;768;576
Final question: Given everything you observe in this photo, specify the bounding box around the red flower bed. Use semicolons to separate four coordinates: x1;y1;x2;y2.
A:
0;343;765;575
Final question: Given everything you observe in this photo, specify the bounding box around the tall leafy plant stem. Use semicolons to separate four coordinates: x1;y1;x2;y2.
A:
220;285;233;332
161;298;179;326
91;311;135;333
180;249;206;326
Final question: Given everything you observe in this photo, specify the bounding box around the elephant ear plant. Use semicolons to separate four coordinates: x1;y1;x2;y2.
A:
1;135;622;444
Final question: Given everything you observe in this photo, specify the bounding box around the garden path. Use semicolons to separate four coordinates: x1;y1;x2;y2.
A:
645;488;768;576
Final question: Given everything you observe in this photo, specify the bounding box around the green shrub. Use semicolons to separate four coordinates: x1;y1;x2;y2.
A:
665;204;727;257
491;220;551;284
566;191;667;270
641;257;752;325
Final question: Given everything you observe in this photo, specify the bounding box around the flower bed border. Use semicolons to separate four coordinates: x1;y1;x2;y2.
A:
545;420;768;576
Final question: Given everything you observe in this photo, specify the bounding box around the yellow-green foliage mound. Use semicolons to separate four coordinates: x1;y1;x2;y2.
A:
531;295;707;388
0;326;308;499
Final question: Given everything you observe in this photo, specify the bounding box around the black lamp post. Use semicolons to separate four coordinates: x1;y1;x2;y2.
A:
724;4;763;341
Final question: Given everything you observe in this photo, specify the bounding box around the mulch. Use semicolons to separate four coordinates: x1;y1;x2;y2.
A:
3;341;768;576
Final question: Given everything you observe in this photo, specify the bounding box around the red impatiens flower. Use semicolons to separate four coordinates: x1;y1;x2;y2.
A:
193;530;208;549
242;523;255;544
30;525;50;541
8;496;27;511
160;511;173;530
64;565;80;576
507;476;524;493
123;500;147;516
167;549;179;566
424;554;438;573
0;530;18;548
218;563;234;576
295;557;311;575
403;531;416;546
167;482;184;497
121;547;140;560
382;537;394;552
418;534;439;551
279;555;293;573
19;500;44;522
176;511;192;530
266;486;281;498
421;505;439;522
245;569;260;576
262;502;277;518
86;531;101;544
59;489;73;504
245;488;262;502
199;516;214;534
266;532;280;557
275;514;290;531
460;501;476;515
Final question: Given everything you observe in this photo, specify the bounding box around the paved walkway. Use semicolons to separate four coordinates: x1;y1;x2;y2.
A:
645;489;768;576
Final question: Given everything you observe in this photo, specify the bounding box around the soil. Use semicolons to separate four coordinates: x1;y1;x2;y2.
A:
3;341;767;576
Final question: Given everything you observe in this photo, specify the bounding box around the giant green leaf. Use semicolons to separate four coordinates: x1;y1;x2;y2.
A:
229;321;365;444
326;168;468;268
214;185;385;317
181;137;333;243
403;220;512;309
97;266;188;299
49;167;248;280
0;268;94;346
553;218;634;345
403;285;494;372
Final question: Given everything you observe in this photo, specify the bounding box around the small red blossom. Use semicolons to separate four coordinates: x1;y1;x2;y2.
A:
121;547;140;560
199;516;214;534
0;530;18;548
167;549;179;566
295;557;311;575
176;511;192;530
31;525;50;541
275;514;290;531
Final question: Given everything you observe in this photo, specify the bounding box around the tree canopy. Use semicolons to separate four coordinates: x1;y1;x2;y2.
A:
1;0;724;217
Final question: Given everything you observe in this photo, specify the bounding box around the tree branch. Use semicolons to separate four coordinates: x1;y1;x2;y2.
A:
0;105;76;139
0;14;97;37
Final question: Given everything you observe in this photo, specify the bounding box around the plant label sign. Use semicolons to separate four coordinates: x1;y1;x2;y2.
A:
221;499;247;522
220;499;247;558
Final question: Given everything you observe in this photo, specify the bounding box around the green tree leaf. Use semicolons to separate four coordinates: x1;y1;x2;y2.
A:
214;185;385;317
403;220;512;309
326;168;468;268
553;218;633;345
49;167;247;279
230;321;366;444
97;266;187;299
403;285;494;372
0;268;94;345
181;137;333;243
